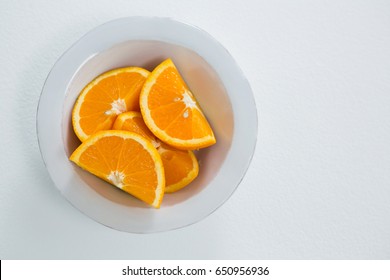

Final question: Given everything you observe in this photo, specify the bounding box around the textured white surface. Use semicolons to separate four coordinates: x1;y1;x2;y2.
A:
1;0;390;259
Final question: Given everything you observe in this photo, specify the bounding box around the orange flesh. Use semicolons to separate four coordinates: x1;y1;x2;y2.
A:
73;68;149;141
70;131;164;207
140;59;216;149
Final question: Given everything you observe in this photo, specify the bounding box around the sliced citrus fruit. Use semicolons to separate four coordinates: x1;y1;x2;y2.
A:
72;67;150;142
113;111;199;192
160;146;199;193
69;130;165;208
139;58;216;150
113;111;156;142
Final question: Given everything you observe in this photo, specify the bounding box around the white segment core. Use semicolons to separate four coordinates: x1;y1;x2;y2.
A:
105;99;126;115
107;170;125;188
181;90;197;109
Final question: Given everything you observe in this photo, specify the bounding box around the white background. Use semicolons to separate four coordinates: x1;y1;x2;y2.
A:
1;0;389;259
2;260;390;280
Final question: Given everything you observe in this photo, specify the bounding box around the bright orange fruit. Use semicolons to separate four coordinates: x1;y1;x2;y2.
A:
72;67;150;142
113;111;199;193
69;130;165;208
139;58;216;150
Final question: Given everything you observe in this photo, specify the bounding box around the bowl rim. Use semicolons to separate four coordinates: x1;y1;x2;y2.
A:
36;16;258;233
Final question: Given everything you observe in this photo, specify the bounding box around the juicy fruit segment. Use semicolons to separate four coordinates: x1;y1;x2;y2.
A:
113;112;199;192
72;67;150;142
139;58;216;150
159;145;199;193
69;130;165;208
113;111;156;142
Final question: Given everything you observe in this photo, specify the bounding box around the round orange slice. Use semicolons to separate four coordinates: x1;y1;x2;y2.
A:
113;111;199;193
72;67;150;142
69;130;165;208
139;58;216;150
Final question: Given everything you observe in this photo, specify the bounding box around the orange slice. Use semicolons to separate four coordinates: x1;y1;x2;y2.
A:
69;130;165;208
113;111;156;142
72;67;150;142
139;58;216;150
113;111;199;193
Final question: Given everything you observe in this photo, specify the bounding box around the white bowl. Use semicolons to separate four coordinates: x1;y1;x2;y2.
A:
37;17;257;233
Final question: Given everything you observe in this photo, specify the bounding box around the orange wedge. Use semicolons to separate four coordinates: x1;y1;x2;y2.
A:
113;111;199;193
139;58;216;150
113;111;156;142
72;67;150;142
69;130;165;208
